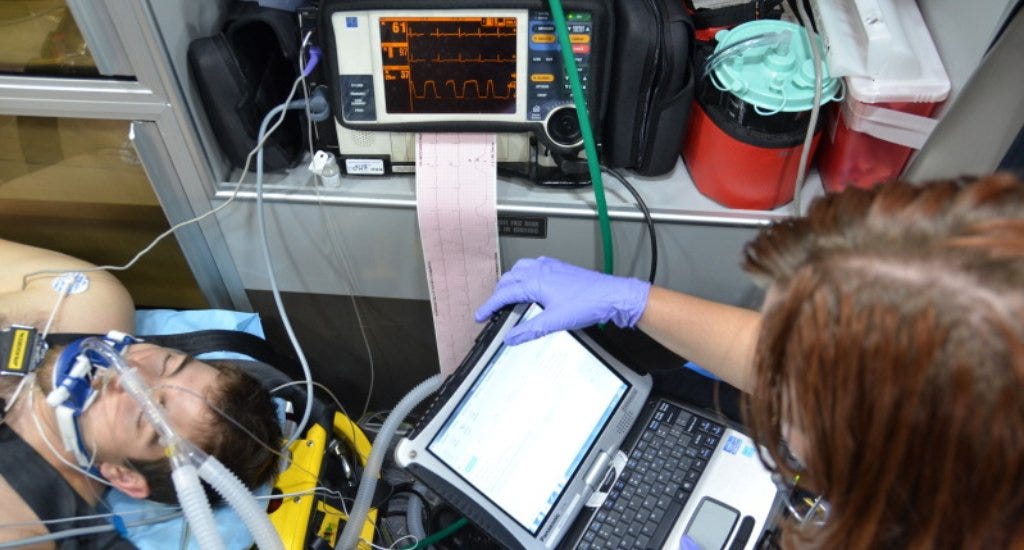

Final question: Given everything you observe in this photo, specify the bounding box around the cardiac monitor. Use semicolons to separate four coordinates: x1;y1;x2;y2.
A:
320;0;613;180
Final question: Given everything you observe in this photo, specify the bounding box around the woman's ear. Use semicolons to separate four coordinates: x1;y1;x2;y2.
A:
99;462;151;499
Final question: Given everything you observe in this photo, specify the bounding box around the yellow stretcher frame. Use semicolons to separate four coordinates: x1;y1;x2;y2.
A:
270;411;377;549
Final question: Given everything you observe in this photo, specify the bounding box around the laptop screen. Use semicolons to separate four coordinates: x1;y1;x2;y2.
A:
427;305;629;534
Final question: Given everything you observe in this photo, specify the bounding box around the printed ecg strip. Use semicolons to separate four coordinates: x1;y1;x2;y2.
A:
415;132;501;374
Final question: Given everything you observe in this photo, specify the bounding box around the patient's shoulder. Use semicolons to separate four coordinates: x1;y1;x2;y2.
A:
0;239;134;334
0;475;54;549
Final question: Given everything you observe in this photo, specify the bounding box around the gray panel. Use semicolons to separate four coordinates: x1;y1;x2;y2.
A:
498;216;764;308
915;0;1015;115
214;197;431;300
0;77;164;119
246;291;439;416
66;0;134;76
907;7;1024;180
213;165;770;310
143;0;236;177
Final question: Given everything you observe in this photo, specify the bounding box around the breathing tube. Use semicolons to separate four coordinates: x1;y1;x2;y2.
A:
77;335;283;550
336;374;444;550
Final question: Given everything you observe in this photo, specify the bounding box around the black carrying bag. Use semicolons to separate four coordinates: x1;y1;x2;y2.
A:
690;0;785;32
602;0;695;176
187;3;304;171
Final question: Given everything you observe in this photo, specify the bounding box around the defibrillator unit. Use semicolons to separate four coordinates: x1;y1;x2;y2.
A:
320;0;616;184
185;0;693;182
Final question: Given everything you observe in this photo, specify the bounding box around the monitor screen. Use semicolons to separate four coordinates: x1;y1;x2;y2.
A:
428;305;628;534
378;16;518;115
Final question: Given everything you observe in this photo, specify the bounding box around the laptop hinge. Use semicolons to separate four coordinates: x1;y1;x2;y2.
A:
584;450;612;488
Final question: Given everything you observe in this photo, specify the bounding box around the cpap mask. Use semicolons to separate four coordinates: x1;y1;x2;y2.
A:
46;331;142;470
47;332;284;550
45;331;207;470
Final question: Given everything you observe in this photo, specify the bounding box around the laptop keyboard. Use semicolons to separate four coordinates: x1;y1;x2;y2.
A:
577;400;725;550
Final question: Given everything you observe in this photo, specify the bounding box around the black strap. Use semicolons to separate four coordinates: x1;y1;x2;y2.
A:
46;330;302;379
0;423;89;527
146;330;298;371
0;424;137;549
45;330;290;368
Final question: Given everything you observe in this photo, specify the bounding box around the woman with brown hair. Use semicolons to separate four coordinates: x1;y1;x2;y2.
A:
475;173;1024;548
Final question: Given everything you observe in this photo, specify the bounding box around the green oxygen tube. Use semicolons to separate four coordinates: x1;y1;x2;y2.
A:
547;0;614;274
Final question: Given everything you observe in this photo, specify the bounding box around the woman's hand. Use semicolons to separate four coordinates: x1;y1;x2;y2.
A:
474;256;651;345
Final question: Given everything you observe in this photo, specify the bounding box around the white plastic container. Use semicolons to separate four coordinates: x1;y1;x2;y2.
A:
814;0;951;191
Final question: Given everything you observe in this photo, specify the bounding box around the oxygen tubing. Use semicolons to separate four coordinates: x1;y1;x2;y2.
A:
548;0;615;275
256;98;317;452
792;0;824;215
336;374;444;550
405;491;428;544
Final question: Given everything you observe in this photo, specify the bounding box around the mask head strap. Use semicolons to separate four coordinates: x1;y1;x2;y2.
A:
45;331;142;470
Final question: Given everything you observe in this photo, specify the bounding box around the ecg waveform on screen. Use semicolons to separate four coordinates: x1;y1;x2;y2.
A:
379;17;518;115
411;79;516;101
408;26;516;39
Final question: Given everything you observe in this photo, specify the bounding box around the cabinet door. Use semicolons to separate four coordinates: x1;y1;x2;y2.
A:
0;115;206;308
0;1;100;76
0;1;247;310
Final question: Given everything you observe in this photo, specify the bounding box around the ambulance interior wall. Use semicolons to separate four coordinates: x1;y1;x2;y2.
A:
147;0;1018;412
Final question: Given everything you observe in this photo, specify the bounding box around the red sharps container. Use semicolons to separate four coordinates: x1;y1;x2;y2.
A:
682;20;841;210
815;0;950;192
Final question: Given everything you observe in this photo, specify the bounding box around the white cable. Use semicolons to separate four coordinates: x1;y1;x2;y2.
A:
294;32;374;434
0;508;184;550
40;284;71;340
269;379;351;422
0;507;179;530
296;29;379;423
23;71;318;459
294;32;378;421
299;30;316;161
8;80;309;544
152;382;304;476
792;0;824;216
26;375;112;488
379;535;418;550
0;486;346;532
258;486;349;503
253;95;317;453
0;524;115;549
10;42;352;547
313;194;378;422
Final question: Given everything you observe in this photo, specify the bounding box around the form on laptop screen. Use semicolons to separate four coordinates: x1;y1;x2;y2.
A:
427;306;629;534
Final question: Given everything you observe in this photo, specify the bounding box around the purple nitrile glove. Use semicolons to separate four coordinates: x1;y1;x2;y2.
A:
680;535;702;550
474;256;651;345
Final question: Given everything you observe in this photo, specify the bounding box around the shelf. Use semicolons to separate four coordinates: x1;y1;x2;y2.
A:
217;157;825;228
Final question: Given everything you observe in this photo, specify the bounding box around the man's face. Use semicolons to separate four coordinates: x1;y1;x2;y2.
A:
80;343;221;464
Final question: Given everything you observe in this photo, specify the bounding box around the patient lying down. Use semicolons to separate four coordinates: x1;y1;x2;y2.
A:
0;238;282;549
